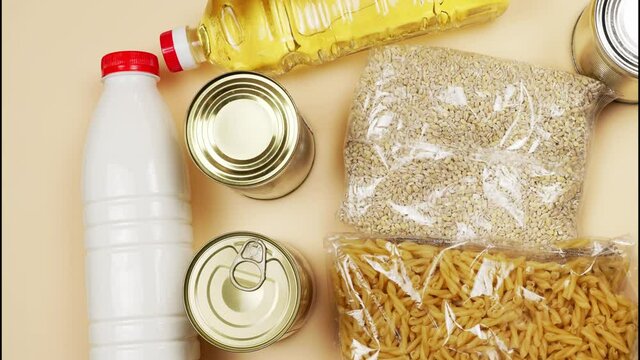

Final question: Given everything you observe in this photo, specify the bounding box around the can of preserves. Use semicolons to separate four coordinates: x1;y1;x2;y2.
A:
186;72;315;199
184;232;314;352
572;0;638;103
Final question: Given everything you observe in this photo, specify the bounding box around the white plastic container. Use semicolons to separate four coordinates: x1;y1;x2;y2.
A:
82;51;200;360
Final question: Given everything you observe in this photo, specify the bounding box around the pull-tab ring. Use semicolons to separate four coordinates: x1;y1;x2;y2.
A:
229;239;267;291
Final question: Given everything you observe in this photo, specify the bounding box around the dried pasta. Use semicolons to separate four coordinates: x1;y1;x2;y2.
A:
328;235;638;360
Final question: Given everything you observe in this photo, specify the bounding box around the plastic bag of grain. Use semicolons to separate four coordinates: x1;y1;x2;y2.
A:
339;46;613;247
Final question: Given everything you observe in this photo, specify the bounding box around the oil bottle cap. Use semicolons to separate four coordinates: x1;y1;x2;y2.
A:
160;27;198;72
101;51;159;77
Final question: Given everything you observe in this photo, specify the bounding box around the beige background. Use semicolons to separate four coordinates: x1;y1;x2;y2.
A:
2;0;638;359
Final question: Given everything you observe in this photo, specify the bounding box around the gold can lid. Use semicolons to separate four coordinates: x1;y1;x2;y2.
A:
186;72;300;187
596;0;638;76
184;232;301;352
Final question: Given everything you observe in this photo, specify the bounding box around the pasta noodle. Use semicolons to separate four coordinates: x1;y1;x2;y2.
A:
328;236;638;360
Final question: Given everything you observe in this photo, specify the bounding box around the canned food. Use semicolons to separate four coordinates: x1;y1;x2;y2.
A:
572;0;638;103
186;72;315;199
184;232;314;352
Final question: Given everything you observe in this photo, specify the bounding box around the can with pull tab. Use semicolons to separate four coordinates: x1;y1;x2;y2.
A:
184;232;314;352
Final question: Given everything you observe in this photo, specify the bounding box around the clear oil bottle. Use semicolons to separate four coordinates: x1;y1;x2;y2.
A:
160;0;509;75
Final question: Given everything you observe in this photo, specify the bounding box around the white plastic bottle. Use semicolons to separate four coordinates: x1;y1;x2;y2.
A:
82;51;200;360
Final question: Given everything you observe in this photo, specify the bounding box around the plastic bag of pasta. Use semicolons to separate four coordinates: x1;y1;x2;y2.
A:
339;46;614;247
327;234;638;360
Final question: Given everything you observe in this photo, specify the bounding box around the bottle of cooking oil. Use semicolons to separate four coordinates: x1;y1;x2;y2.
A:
160;0;509;75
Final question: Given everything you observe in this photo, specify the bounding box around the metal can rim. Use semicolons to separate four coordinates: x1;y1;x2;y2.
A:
185;71;303;187
594;0;638;77
184;231;302;352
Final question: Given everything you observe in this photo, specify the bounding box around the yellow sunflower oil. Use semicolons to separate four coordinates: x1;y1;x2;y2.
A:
160;0;509;75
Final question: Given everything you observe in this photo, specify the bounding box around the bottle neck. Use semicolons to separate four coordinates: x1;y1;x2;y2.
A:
102;72;159;88
186;26;208;65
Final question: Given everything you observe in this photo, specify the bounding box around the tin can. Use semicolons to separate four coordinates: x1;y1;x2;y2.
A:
186;72;315;199
572;0;638;103
184;232;314;352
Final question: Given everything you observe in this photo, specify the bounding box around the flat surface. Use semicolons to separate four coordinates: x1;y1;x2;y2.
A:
2;0;638;359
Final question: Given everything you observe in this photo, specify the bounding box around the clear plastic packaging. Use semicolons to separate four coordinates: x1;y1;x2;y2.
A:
328;234;638;360
339;46;613;247
160;0;510;74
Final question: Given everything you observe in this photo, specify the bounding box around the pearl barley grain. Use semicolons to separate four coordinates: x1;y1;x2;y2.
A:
340;47;612;247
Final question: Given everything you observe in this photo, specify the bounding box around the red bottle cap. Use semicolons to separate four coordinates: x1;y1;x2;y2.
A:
160;30;184;72
101;51;160;77
160;27;199;72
